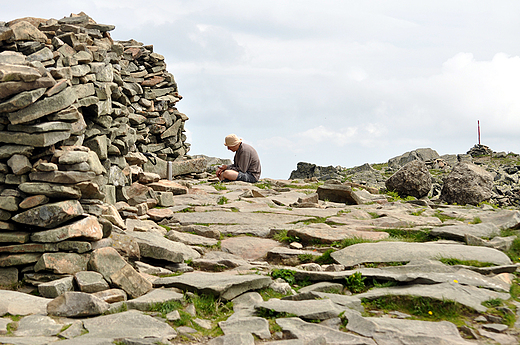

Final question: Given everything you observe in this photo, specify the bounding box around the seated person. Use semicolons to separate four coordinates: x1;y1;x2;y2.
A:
216;134;261;183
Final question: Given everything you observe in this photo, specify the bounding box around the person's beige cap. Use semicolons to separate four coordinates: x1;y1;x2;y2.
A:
224;134;242;147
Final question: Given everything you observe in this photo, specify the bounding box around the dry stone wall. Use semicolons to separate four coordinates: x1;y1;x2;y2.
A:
0;13;204;290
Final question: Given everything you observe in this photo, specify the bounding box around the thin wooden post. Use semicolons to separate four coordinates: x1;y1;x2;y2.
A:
478;120;481;145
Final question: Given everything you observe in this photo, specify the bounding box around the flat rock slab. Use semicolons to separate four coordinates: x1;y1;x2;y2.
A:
255;298;343;320
126;231;201;263
221;236;280;260
166;229;219;246
276;317;376;344
330;242;512;267
173;211;311;227
218;316;271;339
0;290;51;315
78;310;177;339
13;314;63;337
11;199;83;229
357;260;511;292
345;310;474;345
357;282;510;312
292;291;364;312
272;207;343;218
126;288;184;311
31;215;102;243
153;271;272;300
210;224;274;238
288;223;389;244
479;210;520;229
429;222;500;241
0;336;61;345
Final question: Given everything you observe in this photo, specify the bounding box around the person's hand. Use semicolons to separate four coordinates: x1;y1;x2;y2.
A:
216;165;227;177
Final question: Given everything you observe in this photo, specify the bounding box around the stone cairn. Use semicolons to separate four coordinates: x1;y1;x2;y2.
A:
0;13;206;296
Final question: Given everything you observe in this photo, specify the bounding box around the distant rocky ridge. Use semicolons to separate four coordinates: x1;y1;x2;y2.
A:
290;144;520;207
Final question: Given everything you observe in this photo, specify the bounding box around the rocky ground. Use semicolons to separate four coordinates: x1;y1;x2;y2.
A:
0;174;519;344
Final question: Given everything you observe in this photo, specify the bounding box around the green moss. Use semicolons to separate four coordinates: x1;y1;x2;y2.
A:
363;296;476;326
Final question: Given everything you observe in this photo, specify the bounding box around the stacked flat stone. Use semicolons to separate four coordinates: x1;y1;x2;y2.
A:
0;13;204;294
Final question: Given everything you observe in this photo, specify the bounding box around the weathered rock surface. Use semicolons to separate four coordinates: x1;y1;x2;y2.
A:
385;160;432;198
441;162;494;205
154;271;272;300
331;241;513;267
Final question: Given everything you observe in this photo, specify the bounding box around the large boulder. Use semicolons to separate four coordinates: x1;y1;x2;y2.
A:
440;162;493;205
385;160;432;198
388;148;440;169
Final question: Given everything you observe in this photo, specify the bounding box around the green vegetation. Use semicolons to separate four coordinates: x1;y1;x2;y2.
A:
438;257;495;267
258;287;291;301
499;229;520;263
482;298;503;308
385;191;416;202
470;216;482;224
313;249;336;265
363;296;476;325
367;212;380;219
345;272;367;294
371;163;387;171
271;268;296;285
510;275;520;302
383;228;431;242
433;210;465;223
254;181;272;189
213;182;227;191
478;200;499;209
217;196;229;205
410;209;426;216
272;230;301;244
332;237;374;249
297;253;317;263
150;294;233;338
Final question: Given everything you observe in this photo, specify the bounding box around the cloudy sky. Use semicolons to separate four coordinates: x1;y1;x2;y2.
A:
3;1;520;178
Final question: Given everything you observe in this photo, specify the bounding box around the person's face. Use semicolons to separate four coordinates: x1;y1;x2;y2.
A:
227;143;240;152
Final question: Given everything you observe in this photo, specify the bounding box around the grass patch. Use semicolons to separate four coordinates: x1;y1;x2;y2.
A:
438;257;495;267
510;276;520;302
345;272;367;294
298;253;318;263
150;300;184;315
433;210;465;223
272;230;300;244
499;231;520;263
258;287;291;301
332;237;374;249
367;212;380;219
383;228;431;242
362;296;476;325
470;217;482;224
410;209;426;216
217;196;228;205
271;268;296;285
213;182;227;191
314;249;336;265
386;191;416;202
482;298;503;308
254;181;272;189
